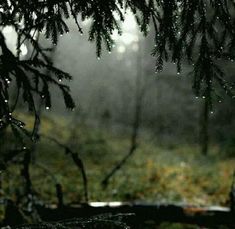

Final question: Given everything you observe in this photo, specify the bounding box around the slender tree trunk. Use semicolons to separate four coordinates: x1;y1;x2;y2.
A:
101;39;144;187
200;99;209;155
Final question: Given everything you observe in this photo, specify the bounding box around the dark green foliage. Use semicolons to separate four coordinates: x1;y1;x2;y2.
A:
151;0;235;110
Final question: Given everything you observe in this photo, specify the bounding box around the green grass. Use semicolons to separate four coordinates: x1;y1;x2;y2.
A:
3;113;234;206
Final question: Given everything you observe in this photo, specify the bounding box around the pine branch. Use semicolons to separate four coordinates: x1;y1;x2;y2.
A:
40;134;88;203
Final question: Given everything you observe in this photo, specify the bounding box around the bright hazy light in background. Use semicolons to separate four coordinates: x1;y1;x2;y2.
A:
1;11;138;57
77;11;139;54
117;45;126;53
112;11;139;53
122;13;137;32
120;33;138;45
2;26;28;57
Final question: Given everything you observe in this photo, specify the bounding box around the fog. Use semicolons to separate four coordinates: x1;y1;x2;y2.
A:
26;18;229;151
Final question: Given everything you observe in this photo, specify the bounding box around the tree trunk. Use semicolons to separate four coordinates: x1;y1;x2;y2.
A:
200;99;209;155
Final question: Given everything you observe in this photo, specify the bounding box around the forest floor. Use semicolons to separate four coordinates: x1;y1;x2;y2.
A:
2;113;235;228
5;113;234;206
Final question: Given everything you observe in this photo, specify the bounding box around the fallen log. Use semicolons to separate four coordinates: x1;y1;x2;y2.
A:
32;202;235;228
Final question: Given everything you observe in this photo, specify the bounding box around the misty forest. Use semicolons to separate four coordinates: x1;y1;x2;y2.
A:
0;0;235;228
